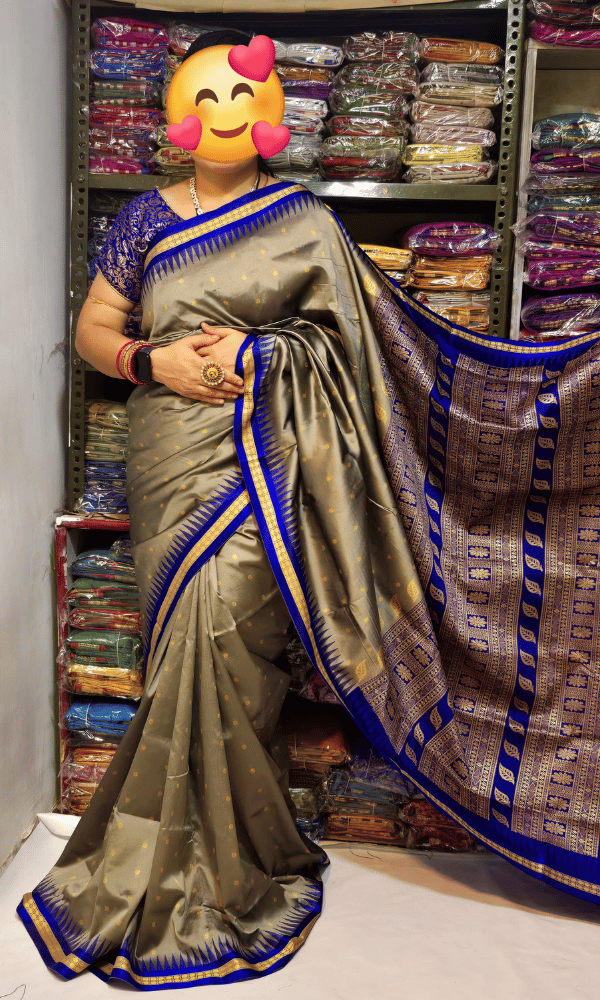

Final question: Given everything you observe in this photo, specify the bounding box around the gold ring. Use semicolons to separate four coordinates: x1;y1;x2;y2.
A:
200;361;225;388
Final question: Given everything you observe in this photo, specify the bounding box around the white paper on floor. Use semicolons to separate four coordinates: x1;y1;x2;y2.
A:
1;822;600;1000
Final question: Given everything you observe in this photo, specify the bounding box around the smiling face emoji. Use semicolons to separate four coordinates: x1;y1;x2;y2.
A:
166;45;285;163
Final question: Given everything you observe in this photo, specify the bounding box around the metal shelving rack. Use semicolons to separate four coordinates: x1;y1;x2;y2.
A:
510;41;600;339
68;0;525;509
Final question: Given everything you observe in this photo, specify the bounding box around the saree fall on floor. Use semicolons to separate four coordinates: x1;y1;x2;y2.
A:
18;181;600;988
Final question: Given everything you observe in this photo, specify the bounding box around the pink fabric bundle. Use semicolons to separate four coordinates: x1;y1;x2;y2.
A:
91;17;168;51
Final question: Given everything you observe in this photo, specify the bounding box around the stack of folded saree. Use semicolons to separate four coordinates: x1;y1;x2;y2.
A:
89;16;167;175
520;291;600;338
68;579;141;632
166;22;213;57
74;461;129;517
359;244;413;285
404;49;502;183
404;222;496;318
64;699;139;741
323;769;409;847
276;63;334;103
151;124;194;177
530;1;600;45
329;85;409;121
62;744;119;816
63;628;144;700
70;542;136;584
319;135;405;180
283;96;329;137
84;400;129;463
412;290;491;332
530;148;600;173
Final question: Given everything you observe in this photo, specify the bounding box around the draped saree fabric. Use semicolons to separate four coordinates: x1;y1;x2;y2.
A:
17;180;600;989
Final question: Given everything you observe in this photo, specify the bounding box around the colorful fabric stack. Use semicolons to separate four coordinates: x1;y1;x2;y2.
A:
320;31;417;182
529;1;600;46
62;744;119;815
520;112;600;310
520;291;600;340
412;290;491;332
405;41;503;184
89;16;167;174
403;222;499;326
402;799;481;851
76;403;130;514
359;244;413;285
61;535;143;814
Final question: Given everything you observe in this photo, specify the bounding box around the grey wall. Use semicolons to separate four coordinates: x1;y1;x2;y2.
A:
0;0;69;867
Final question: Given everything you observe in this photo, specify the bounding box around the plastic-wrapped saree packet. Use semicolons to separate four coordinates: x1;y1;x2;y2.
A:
528;1;600;28
328;115;409;139
409;102;495;128
273;40;344;68
403;143;489;165
420;37;505;65
532;113;600;150
65;664;144;700
402;221;501;255
359;244;413;270
530;147;600;173
521;291;600;335
530;20;600;45
416;82;503;108
89;49;167;81
64;699;138;739
91;16;168;51
336;62;420;99
403;161;498;184
409;123;496;147
408;254;492;290
344;30;420;64
330;85;409;119
525;257;600;289
420;62;504;87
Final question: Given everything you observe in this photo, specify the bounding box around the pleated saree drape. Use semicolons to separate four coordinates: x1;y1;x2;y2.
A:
18;181;600;989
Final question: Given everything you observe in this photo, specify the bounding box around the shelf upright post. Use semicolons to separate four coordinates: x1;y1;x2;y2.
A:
68;0;92;510
489;0;525;339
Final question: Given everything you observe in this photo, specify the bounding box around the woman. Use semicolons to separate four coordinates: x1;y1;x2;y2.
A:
18;29;600;993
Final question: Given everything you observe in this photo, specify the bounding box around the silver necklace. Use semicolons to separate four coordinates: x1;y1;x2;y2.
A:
189;169;261;216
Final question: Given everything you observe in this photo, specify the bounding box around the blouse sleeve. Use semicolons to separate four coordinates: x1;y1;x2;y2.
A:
95;196;149;303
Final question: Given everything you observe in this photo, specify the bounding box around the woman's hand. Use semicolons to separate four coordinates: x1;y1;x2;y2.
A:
195;322;252;372
150;331;245;405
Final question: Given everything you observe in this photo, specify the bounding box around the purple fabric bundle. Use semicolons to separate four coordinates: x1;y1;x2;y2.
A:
281;80;333;102
91;17;169;50
525;258;600;289
521;292;600;333
402;221;501;256
530;147;600;172
530;21;600;45
521;237;600;259
527;211;600;245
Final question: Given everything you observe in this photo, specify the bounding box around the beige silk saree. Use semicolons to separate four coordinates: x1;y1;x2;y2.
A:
18;181;600;988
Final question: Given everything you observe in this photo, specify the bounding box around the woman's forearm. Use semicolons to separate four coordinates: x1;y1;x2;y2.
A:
75;322;133;380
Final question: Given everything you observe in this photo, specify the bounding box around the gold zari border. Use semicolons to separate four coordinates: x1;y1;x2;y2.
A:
22;894;89;973
147;489;251;669
145;185;305;271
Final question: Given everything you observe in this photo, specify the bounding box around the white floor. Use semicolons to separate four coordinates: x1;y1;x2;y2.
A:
2;822;600;999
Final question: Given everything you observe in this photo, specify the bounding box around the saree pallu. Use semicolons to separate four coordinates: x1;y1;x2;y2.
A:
20;180;600;988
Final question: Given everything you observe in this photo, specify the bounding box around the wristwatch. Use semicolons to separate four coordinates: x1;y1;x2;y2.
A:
133;344;156;384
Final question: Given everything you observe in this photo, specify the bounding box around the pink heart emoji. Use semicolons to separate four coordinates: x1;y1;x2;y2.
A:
228;35;276;83
251;121;291;159
166;115;202;151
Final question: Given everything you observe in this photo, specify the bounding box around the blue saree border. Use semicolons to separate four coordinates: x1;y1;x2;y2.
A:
142;182;315;295
18;881;323;990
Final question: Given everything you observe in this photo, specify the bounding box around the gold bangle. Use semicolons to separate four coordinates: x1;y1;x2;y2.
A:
89;295;130;314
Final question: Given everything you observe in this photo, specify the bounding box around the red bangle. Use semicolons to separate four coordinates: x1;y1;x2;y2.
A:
116;340;151;384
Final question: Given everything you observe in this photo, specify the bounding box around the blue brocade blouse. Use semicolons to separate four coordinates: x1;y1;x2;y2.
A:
95;189;182;303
